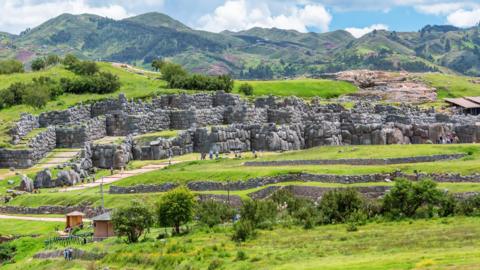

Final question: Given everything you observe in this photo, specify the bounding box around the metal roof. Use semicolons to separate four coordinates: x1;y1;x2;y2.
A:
444;98;480;109
91;212;112;221
466;97;480;105
66;211;85;216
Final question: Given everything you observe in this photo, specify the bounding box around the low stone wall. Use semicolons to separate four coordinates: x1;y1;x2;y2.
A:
8;114;39;145
56;117;107;148
39;105;91;127
0;205;108;218
197;194;243;207
109;172;480;195
244;154;466;167
0;127;56;168
34;249;106;260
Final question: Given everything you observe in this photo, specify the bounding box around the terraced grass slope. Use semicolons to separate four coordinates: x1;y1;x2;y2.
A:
3;217;480;270
421;73;480;98
234;79;357;98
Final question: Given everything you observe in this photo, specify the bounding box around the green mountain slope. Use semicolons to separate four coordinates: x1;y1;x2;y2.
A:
4;13;480;77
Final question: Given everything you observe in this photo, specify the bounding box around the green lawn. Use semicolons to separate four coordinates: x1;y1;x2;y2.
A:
421;73;480;99
233;79;358;98
4;216;480;270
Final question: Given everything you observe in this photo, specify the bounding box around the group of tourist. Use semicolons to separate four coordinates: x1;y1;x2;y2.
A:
437;135;460;144
200;149;260;160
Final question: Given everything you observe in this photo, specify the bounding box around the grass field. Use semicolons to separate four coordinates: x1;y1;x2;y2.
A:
233;79;358;98
3;217;480;270
421;73;480;99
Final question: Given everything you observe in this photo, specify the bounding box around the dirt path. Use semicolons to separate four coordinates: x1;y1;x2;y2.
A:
0;214;66;222
58;162;177;192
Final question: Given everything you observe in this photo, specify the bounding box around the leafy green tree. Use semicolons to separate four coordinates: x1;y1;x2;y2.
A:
156;187;196;234
0;82;27;108
318;188;365;224
151;58;165;71
45;54;61;66
31;57;46;71
240;199;277;229
382;179;445;218
62;54;79;69
0;59;24;74
111;201;154;243
232;220;255;242
238;83;254;96
22;85;50;109
160;62;187;82
196;199;235;228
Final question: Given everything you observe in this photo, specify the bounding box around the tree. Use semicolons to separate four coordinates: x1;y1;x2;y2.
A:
0;59;24;74
62;54;79;70
318;188;365;224
156;187;195;234
238;83;254;96
151;58;165;71
22;85;50;109
382;179;445;218
45;54;61;66
196;199;234;228
111;201;154;243
160;62;187;82
31;57;46;71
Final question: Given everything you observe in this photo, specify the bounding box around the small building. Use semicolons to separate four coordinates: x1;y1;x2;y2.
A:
65;211;85;229
444;97;480;115
92;212;114;240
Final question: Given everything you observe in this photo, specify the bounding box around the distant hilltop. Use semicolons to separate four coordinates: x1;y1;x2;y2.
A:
1;12;480;77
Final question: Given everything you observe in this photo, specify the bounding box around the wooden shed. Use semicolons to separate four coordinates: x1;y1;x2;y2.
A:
92;212;114;240
65;211;85;229
444;97;480;115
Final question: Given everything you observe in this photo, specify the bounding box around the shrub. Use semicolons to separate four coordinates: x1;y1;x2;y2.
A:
240;199;277;229
61;72;120;94
232;220;255;242
156;187;196;234
0;243;16;264
168;74;234;92
111;201;154;243
22;84;50;109
318;188;366;224
62;54;99;75
160;62;187;82
0;82;27;108
239;83;254;96
235;250;248;261
382;179;447;219
208;259;223;270
45;54;61;66
196;199;235;228
0;59;24;74
31;57;46;71
456;194;480;216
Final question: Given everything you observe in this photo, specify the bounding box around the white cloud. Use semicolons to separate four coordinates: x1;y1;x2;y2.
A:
0;0;133;34
345;24;389;38
447;8;480;27
197;0;332;33
414;3;471;15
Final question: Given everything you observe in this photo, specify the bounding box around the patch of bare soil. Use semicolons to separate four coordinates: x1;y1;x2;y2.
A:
335;70;437;103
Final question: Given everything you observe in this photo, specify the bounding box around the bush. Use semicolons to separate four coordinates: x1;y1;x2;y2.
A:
111;201;154;243
318;188;366;224
0;243;16;264
456;194;480;216
0;59;24;74
61;72;120;94
382;179;447;219
240;199;277;229
232;220;255;242
46;54;61;66
0;82;27;108
156;187;196;234
31;57;46;71
239;83;254;96
62;54;99;75
22;85;50;109
0;77;62;109
168;74;234;92
196;199;235;228
235;250;248;261
160;62;187;82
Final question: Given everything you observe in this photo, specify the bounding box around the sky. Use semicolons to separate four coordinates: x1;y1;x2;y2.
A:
0;0;479;37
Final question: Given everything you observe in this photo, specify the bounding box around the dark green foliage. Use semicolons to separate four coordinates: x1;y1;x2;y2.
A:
45;54;61;66
151;58;165;71
241;64;274;79
31;57;46;71
168;74;234;92
61;72;120;94
232;220;255;242
196;199;235;228
207;259;223;270
382;179;447;219
318;189;366;224
0;243;16;265
235;250;248;261
238;83;254;96
63;54;99;75
0;59;24;74
240;199;277;229
156;187;196;234
111;201;154;243
271;189;318;229
0;77;62;109
160;62;187;82
456;194;480;216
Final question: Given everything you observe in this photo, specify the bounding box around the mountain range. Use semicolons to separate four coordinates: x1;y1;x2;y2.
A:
0;12;479;77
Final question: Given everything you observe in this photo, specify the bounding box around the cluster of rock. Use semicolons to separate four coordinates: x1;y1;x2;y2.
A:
2;91;480;170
